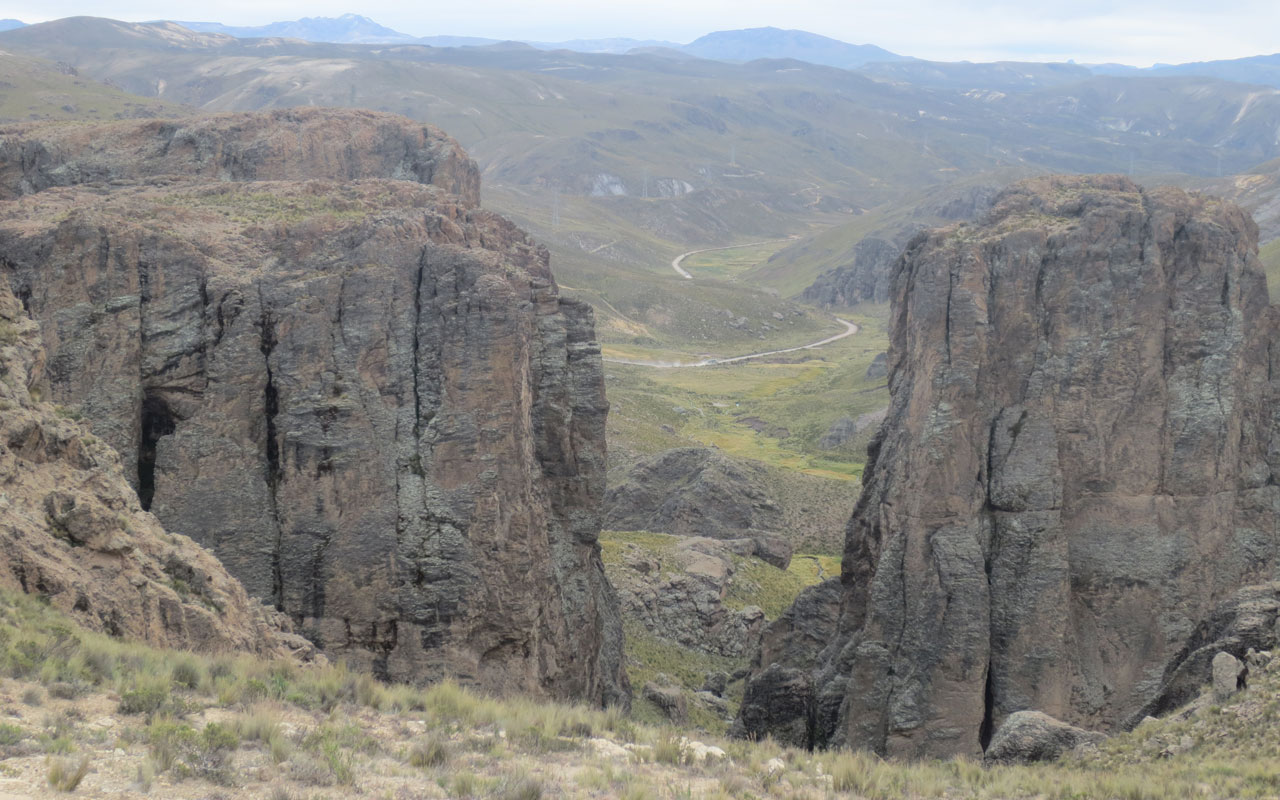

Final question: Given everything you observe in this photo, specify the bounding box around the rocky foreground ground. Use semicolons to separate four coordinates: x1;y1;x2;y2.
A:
0;588;1272;799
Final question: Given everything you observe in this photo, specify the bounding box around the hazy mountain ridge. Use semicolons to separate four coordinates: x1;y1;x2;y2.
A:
682;26;909;68
172;13;680;53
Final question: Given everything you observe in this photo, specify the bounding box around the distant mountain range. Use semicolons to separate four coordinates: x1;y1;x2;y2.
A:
161;15;1280;86
174;14;680;54
7;13;1280;88
177;13;418;44
1091;53;1280;89
172;15;900;66
682;27;909;69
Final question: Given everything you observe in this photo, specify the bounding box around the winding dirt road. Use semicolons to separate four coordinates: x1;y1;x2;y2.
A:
670;238;794;280
603;318;858;368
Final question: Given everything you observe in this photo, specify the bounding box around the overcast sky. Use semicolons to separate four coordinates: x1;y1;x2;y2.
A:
5;0;1278;66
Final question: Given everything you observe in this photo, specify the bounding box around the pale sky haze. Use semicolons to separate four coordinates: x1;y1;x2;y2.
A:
3;0;1278;66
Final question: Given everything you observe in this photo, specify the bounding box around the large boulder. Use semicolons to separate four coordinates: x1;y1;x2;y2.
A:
983;711;1105;765
0;110;628;707
732;664;814;748
739;176;1280;757
642;681;688;723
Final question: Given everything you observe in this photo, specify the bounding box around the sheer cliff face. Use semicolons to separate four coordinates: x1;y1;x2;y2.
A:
0;111;628;706
741;175;1280;757
0;278;309;657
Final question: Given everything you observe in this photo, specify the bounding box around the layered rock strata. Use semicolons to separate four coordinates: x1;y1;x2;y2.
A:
0;110;628;706
739;175;1280;756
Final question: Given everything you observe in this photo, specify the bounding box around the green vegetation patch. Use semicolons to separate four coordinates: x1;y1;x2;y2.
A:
1261;237;1280;303
724;553;841;619
678;240;794;281
605;306;889;483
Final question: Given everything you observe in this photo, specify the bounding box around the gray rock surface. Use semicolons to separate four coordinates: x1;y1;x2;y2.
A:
817;408;887;450
0;110;628;707
0;108;479;205
0;275;308;658
731;664;814;748
739;175;1280;757
605;447;783;538
983;711;1105;765
1212;652;1245;702
750;534;793;570
864;352;888;379
608;537;766;658
1131;582;1280;721
802;236;908;307
702;671;729;697
642;681;687;723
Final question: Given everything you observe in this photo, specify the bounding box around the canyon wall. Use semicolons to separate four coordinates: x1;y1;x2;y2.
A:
740;175;1280;756
0;109;628;706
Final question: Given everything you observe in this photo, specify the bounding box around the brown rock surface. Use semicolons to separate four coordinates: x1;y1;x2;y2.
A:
739;175;1280;757
0;274;306;656
0;110;627;707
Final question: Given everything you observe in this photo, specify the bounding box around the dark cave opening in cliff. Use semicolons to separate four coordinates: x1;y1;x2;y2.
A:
137;393;176;511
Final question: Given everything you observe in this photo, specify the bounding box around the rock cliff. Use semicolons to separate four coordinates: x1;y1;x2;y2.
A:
0;270;309;656
739;176;1280;757
0;110;628;706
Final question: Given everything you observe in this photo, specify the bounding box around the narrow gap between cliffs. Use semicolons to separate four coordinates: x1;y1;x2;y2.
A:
259;303;285;612
137;393;176;512
979;658;995;751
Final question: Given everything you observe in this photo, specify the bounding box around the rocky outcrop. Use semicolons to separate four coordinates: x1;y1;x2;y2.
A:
864;352;888;380
642;681;688;723
739;175;1280;757
1132;582;1280;721
802;236;908;307
0;275;308;657
0;110;627;707
733;578;842;747
607;446;855;555
605;448;783;538
1211;653;1246;702
817;408;886;451
610;536;766;658
0;108;479;205
802;185;999;308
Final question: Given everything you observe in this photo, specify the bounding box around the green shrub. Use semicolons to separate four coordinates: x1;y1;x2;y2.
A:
118;676;171;716
496;774;543;800
147;720;197;773
170;656;204;690
408;735;450;769
0;723;25;746
47;756;89;792
201;722;240;752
